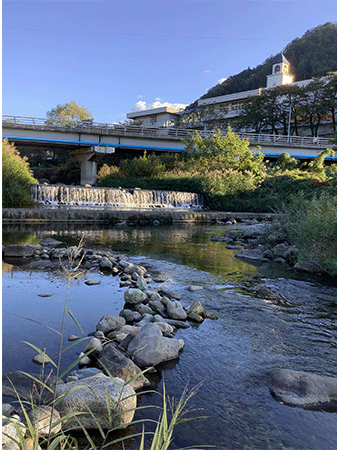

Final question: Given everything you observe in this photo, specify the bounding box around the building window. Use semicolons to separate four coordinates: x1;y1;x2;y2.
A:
150;115;157;124
231;102;244;111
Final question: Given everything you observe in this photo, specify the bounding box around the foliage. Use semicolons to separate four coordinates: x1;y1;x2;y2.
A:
240;75;337;136
46;101;93;127
280;191;337;275
183;127;266;178
120;151;167;178
197;22;337;101
2;139;38;207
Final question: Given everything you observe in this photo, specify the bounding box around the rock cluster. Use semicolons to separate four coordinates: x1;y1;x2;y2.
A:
210;219;300;268
2;240;218;440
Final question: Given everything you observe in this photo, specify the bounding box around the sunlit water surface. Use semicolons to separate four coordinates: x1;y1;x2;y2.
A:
3;223;337;450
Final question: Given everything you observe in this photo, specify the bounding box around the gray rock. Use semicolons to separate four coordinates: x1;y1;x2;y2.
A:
166;301;187;320
137;313;154;327
119;309;142;324
135;304;155;315
84;338;103;356
2;371;61;403
38;238;63;247
158;288;181;300
269;369;337;411
99;257;113;270
188;285;204;292
53;373;136;430
127;323;184;367
96;315;126;334
273;243;289;257
26;405;61;437
78;352;91;366
3;245;34;258
98;343;150;390
234;249;264;262
2;414;26;445
294;261;324;274
124;288;148;305
69;368;103;379
263;249;274;259
68;334;80;341
148;300;166;315
136;276;148;291
32;353;50;366
240;224;268;239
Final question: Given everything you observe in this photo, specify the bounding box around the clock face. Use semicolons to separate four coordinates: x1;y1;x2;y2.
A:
274;65;281;74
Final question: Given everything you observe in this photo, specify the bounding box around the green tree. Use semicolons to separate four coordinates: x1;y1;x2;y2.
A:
184;127;265;177
46;101;93;127
2;139;38;207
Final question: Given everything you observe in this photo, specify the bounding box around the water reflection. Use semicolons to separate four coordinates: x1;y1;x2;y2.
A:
3;223;258;281
3;223;337;450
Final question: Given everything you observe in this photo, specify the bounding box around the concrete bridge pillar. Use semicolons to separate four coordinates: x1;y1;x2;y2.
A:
70;146;115;185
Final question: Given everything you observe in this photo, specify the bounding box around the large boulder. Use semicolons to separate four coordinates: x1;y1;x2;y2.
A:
234;249;264;262
53;373;136;430
2;371;61;403
98;343;150;390
269;369;337;411
127;323;184;368
26;405;61;437
3;245;34;258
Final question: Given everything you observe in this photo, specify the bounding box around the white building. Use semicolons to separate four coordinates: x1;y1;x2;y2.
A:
126;106;184;128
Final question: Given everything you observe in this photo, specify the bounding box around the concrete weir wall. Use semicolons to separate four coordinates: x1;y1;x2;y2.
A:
2;206;275;225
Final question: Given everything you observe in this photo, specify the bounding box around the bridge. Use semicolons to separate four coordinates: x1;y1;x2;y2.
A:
3;115;336;185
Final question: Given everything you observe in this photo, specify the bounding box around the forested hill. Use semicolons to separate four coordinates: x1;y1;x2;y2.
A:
196;22;337;103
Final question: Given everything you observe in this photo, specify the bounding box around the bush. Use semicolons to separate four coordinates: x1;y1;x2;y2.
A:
2;139;38;207
281;192;337;275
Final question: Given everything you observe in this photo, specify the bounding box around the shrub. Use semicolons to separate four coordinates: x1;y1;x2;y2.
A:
2;139;38;207
281;191;337;275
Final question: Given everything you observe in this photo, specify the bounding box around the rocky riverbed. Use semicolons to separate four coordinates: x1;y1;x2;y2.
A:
2;220;337;450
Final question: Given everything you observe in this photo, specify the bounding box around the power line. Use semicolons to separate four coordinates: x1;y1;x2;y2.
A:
3;26;290;42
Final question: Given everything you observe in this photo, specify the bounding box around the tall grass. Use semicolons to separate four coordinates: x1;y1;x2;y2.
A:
280;191;337;275
3;239;208;450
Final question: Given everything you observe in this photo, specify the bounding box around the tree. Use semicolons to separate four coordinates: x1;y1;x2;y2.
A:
184;127;265;177
2;139;38;207
46;101;93;127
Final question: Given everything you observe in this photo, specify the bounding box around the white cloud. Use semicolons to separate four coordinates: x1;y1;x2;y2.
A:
218;78;227;84
203;70;210;73
131;100;188;112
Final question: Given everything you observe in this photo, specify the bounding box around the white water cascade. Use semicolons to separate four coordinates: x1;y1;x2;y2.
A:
31;184;204;209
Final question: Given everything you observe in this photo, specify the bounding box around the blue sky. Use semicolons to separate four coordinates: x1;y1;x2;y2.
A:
2;1;337;123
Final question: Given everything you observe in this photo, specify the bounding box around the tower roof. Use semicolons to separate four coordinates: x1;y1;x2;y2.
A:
273;53;290;65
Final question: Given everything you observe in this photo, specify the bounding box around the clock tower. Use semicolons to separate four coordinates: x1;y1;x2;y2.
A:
267;53;293;88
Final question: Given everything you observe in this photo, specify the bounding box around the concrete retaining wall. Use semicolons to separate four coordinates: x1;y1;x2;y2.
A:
2;206;276;225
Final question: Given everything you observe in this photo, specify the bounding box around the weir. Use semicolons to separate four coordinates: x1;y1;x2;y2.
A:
31;184;204;209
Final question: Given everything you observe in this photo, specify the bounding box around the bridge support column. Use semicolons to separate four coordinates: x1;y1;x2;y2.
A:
70;146;115;186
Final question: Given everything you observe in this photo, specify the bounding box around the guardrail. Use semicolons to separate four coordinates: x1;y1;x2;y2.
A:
2;115;335;148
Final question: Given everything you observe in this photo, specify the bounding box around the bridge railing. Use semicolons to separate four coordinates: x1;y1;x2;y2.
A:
2;115;334;148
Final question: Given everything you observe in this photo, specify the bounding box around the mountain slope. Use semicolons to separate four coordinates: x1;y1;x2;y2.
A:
197;22;337;103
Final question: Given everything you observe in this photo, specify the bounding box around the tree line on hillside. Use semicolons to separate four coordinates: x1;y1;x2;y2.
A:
196;22;337;103
180;72;337;138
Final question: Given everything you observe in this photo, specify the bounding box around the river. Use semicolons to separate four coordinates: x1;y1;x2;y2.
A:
2;222;337;450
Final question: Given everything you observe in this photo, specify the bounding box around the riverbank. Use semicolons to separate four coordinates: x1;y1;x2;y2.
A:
2;206;276;225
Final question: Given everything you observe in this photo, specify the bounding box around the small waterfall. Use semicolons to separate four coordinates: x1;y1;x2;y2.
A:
31;185;204;209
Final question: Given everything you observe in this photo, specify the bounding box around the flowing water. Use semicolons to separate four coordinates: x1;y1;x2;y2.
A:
31;184;204;208
2;222;337;450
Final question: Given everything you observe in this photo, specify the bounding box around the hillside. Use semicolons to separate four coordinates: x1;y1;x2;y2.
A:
196;22;337;104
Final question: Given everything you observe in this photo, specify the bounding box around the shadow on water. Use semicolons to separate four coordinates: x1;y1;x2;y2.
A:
3;222;337;450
